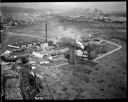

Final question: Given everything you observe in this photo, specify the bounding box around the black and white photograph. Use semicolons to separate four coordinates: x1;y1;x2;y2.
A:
0;2;127;100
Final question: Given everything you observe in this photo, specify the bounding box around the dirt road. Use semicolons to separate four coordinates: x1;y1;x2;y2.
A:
93;38;122;61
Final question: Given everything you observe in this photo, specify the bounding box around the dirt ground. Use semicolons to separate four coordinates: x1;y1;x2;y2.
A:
1;19;127;99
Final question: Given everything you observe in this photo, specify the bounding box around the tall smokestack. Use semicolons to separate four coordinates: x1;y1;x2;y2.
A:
45;21;47;42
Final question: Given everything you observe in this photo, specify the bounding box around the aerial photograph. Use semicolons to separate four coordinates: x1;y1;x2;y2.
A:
0;2;127;100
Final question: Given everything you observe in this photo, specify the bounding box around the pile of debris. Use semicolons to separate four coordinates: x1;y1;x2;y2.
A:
1;40;70;100
1;47;43;100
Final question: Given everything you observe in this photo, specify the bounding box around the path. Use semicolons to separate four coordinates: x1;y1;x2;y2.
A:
93;38;122;61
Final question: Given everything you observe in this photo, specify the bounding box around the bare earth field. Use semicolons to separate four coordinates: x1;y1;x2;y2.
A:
1;19;127;99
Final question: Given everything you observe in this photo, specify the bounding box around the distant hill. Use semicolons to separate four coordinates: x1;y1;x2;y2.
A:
1;6;126;17
1;6;37;14
104;12;126;17
61;8;104;17
0;6;61;15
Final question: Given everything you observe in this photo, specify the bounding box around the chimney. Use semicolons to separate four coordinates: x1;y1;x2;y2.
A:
45;21;47;43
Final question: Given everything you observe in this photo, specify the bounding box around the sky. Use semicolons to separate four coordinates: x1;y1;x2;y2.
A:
1;2;126;13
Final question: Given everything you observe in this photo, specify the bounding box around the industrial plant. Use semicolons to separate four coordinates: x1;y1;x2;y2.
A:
1;2;126;100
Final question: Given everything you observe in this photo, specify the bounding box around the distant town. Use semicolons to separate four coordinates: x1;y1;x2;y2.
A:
0;6;126;32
